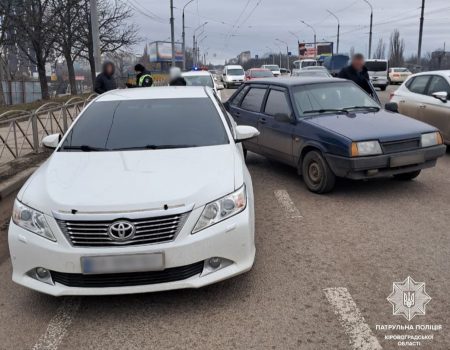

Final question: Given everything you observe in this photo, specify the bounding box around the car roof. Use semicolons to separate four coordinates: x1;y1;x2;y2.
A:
249;68;270;71
96;86;208;102
225;65;243;69
182;71;212;77
412;70;450;77
244;77;344;87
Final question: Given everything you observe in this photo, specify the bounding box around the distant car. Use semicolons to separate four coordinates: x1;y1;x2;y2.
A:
388;67;412;84
245;68;274;81
222;65;246;89
366;59;389;91
390;70;450;144
9;86;260;296
280;68;291;76
292;59;318;76
225;77;446;193
182;70;224;98
261;64;281;77
323;55;350;77
292;69;332;78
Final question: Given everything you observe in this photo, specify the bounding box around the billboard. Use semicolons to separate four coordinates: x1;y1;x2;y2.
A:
149;41;183;63
299;42;333;59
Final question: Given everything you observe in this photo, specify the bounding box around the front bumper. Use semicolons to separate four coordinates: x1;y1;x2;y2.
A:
8;204;255;296
225;80;243;87
325;145;446;180
371;78;388;87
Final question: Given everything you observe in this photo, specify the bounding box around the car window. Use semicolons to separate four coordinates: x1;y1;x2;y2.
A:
60;98;229;151
230;86;249;106
264;89;292;117
212;93;234;134
407;75;430;95
427;75;450;96
240;87;267;112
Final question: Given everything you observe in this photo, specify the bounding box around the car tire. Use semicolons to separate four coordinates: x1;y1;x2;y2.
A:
302;151;336;194
393;170;421;181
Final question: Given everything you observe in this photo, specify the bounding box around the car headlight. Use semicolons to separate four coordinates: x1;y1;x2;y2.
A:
421;132;443;148
351;141;382;157
12;200;56;241
192;185;246;233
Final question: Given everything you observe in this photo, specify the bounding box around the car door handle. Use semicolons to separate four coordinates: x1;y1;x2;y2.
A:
399;100;406;103
259;118;267;124
235;111;241;117
419;104;426;109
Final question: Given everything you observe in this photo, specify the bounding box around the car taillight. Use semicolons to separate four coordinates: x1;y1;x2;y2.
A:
393;73;400;77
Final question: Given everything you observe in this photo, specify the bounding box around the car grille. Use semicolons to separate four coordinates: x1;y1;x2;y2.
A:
57;213;189;247
50;261;204;288
381;138;421;154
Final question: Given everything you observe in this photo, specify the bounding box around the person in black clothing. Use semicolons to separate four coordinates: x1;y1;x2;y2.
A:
168;67;187;86
126;64;153;88
338;53;376;99
94;61;117;94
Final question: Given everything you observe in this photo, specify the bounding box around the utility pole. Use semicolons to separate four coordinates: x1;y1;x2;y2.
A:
276;39;289;69
192;22;207;67
90;0;101;73
327;10;340;54
300;20;317;58
170;0;176;67
362;0;373;58
182;0;194;70
417;0;425;66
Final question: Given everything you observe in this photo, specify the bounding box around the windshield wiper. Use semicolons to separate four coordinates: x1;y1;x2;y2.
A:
113;144;198;151
344;106;381;112
61;145;108;152
303;109;349;115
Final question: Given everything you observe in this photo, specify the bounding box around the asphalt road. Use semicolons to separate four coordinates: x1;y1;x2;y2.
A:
0;85;449;350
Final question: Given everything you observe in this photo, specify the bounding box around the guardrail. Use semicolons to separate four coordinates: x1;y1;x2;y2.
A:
0;93;98;167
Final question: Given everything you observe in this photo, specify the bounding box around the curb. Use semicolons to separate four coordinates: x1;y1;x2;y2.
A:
0;167;38;201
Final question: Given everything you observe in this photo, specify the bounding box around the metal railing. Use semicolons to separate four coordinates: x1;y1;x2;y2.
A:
0;93;98;167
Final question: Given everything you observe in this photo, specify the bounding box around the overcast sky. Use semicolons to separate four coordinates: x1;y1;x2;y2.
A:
129;0;450;64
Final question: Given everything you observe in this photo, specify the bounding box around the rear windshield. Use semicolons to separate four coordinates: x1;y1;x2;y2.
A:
60;98;229;151
227;69;244;76
251;70;273;78
393;68;410;73
366;61;388;71
264;65;280;71
301;61;317;68
184;75;214;88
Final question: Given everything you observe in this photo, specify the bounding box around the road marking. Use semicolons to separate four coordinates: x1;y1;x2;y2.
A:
324;287;382;350
32;297;81;350
274;190;302;218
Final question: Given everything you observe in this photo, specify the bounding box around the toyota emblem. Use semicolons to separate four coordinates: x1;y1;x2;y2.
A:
108;221;136;241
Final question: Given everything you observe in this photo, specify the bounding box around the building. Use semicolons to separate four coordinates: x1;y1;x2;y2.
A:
430;50;450;70
238;51;251;64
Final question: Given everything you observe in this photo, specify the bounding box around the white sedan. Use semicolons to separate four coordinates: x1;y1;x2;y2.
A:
390;70;450;144
9;86;259;296
182;70;224;99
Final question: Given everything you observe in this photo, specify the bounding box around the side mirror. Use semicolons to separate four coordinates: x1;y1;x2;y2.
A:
234;125;259;143
432;91;448;103
217;84;224;90
385;102;399;113
274;113;292;123
42;133;61;149
223;73;226;76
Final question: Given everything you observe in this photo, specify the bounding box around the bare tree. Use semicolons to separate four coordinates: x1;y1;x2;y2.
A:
373;38;386;59
79;0;138;86
4;0;58;100
53;0;85;95
0;0;13;105
389;29;405;67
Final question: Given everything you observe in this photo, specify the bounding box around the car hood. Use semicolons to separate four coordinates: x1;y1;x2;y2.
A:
306;110;437;142
19;145;238;216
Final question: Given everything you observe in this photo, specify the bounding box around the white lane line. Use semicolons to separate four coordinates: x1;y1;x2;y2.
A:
324;287;382;350
274;190;302;218
32;297;81;350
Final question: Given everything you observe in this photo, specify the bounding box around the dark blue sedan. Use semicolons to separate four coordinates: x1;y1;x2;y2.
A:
224;78;446;193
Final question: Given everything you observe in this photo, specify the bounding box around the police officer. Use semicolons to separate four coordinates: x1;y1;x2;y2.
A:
127;64;153;88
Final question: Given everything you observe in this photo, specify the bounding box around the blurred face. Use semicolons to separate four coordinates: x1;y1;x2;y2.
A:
105;64;114;75
352;57;365;72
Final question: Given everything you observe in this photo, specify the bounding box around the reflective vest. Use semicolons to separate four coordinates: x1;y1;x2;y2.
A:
138;74;152;86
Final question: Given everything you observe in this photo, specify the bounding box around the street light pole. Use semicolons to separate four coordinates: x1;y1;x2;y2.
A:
193;22;207;67
362;0;373;58
300;20;317;58
182;0;195;70
90;0;101;74
417;0;425;65
326;9;340;54
170;0;175;67
276;39;289;69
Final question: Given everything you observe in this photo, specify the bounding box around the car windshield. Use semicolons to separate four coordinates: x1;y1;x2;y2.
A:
264;65;280;71
301;61;317;68
292;82;380;116
184;75;214;88
251;70;273;78
394;68;409;73
227;69;244;76
60;98;229;151
366;61;388;71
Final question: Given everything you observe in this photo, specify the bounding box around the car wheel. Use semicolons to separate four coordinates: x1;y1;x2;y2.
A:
302;151;336;194
393;170;421;181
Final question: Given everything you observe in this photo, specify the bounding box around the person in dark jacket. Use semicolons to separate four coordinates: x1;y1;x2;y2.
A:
94;61;117;94
126;64;153;88
338;53;376;99
168;67;187;86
